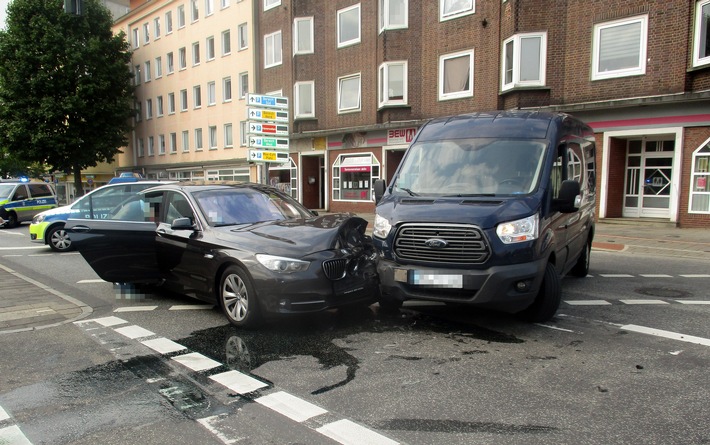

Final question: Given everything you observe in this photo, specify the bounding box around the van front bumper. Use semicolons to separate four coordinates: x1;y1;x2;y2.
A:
377;257;548;313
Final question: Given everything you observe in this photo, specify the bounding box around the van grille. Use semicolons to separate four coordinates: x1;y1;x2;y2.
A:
394;223;490;264
322;259;347;280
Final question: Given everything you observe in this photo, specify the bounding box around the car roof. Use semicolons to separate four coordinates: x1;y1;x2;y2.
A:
147;180;274;193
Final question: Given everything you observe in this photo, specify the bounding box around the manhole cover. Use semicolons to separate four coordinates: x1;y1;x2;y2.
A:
635;287;691;299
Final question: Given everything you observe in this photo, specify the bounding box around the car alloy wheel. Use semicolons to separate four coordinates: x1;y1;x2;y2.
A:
48;226;72;252
220;266;261;328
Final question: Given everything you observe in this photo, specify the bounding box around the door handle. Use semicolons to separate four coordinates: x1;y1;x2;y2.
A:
71;225;91;233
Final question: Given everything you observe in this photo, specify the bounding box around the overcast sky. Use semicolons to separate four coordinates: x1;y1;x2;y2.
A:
0;0;9;29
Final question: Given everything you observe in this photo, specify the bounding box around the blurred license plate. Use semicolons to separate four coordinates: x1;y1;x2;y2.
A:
411;271;463;288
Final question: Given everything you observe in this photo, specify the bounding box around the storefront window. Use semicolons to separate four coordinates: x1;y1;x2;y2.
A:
332;154;380;201
169;170;205;181
268;158;298;199
690;139;710;213
205;168;250;182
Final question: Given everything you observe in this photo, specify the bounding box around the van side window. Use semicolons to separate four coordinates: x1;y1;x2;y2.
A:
550;152;563;199
567;142;584;185
28;184;53;198
12;185;28;201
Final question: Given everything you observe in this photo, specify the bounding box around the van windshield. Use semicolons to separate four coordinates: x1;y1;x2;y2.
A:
393;138;546;196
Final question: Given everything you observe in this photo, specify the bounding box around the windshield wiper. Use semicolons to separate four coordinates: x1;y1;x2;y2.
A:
442;193;497;197
398;187;419;197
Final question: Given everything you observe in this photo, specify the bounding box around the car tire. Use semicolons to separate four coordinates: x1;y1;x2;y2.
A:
47;225;72;252
517;261;561;323
219;265;262;329
4;212;18;228
569;238;591;277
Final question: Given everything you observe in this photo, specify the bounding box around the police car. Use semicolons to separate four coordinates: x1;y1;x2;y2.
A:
0;178;57;228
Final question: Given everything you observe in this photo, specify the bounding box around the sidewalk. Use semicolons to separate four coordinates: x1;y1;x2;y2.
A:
1;218;708;334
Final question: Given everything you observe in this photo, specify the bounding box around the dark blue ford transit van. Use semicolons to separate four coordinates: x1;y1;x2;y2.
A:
372;111;596;322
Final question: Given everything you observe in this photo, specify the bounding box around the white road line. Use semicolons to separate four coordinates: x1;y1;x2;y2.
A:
210;370;268;394
197;415;244;445
676;300;710;305
0;231;26;237
620;299;669;305
172;352;222;372
679;274;710;278
81;316;127;327
256;391;328;422
0;245;41;249
114;325;155;340
77;279;106;284
598;274;634;278
0;425;33;445
0;405;9;422
639;274;673;278
535;324;577;333
316;419;399;445
169;305;214;310
621;324;710;347
565;300;612;306
114;306;159;312
141;337;188;354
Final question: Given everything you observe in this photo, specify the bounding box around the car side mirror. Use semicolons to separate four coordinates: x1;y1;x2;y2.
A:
310;210;319;216
374;179;386;204
552;180;581;213
171;217;196;230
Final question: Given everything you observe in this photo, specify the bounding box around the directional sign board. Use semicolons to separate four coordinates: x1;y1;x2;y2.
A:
247;107;289;123
248;122;289;136
248;136;289;150
249;149;289;163
247;94;289;110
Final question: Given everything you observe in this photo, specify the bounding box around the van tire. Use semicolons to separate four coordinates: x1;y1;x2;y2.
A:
569;239;591;277
5;212;19;228
517;262;561;322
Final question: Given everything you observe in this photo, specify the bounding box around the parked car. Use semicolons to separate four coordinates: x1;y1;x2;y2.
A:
64;181;379;328
373;111;596;322
0;179;57;228
30;180;171;252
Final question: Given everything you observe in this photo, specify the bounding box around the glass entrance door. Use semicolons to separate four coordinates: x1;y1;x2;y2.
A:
623;139;674;218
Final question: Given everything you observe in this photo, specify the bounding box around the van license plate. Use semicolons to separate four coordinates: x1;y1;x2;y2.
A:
411;271;463;288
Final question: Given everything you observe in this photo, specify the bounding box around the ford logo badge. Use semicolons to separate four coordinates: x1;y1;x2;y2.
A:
424;238;448;249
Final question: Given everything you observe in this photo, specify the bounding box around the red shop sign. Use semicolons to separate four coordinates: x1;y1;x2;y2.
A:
341;166;371;173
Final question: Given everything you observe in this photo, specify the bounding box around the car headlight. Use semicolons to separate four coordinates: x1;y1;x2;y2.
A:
373;214;392;239
256;254;310;273
496;214;538;244
32;214;46;224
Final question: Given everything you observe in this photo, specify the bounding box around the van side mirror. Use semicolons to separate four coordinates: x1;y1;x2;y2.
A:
374;179;386;203
553;180;581;213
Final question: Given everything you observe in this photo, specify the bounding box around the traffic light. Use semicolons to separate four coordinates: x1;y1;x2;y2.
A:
64;0;83;15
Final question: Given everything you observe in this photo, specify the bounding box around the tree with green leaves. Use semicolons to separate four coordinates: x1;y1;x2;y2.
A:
0;0;134;196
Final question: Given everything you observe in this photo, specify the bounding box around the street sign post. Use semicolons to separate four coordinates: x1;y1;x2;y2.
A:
248;122;289;136
247;93;289;110
247;107;289;123
248;149;289;162
248;136;289;150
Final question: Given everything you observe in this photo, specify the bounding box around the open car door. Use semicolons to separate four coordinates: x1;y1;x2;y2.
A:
65;190;165;284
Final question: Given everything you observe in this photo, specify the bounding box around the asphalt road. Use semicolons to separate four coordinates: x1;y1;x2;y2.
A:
1;224;709;445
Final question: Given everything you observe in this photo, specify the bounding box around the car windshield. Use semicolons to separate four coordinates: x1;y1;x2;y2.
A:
0;184;15;200
194;188;312;227
393;138;546;196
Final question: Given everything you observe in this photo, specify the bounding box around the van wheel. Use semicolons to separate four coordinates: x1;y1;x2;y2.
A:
48;225;72;252
4;212;19;228
569;239;591;277
219;266;262;329
517;262;561;323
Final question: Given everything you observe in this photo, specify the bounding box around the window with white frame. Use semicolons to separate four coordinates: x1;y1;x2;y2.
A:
264;31;282;68
592;15;647;80
148;136;155;156
690;137;710;213
693;0;710;67
264;0;280;11
170;132;177;153
182;130;190;152
157;95;164;116
137;138;144;157
154;17;161;39
224;123;233;147
209;125;217;149
165;11;173;34
222;30;231;55
223;77;232;101
332;153;381;201
240;121;247;146
155;56;162;78
191;0;199;22
168;92;175;114
238;23;248;50
177;5;185;28
337;4;361;48
180;89;188;111
378;61;407;107
379;0;407;31
239;72;248;98
439;0;474;21
159;134;166;155
221;0;229;9
501;32;546;91
294;17;314;55
206;36;215;60
134;65;141;84
193;85;202;108
338;73;361;113
146;98;153;119
207;81;216;105
439;49;473;100
192;42;200;65
135;101;141;122
143;23;150;44
179;47;187;69
132;28;139;48
294;81;315;118
205;0;214;16
195;128;204;150
144;60;151;81
167;52;174;74
207;167;250;182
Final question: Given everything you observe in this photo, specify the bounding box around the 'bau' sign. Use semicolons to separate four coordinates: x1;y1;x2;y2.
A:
387;128;418;145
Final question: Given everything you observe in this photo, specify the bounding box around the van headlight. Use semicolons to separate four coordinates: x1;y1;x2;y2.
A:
256;254;310;273
496;214;538;244
373;214;392;239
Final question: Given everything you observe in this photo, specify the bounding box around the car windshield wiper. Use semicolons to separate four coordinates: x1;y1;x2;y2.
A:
398;187;419;197
442;193;497;197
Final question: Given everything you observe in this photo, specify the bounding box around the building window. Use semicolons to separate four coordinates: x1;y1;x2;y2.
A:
205;0;214;16
195;128;204;150
206;36;215;61
143;23;150;44
332;154;381;201
337;4;361;48
438;49;473;100
592;15;647;80
264;0;280;11
132;28;139;48
135;101;141;122
222;30;231;55
134;64;141;84
439;0;474;22
379;0;407;31
148;136;155;156
207;81;216;106
224;123;233;147
192;42;200;65
193;85;202;108
180;89;188;111
155;56;162;78
144;61;151;81
209;126;217;149
221;0;230;9
191;0;199;22
239;72;248;99
168;92;175;114
137;138;144;157
157;95;164;116
153;17;161;39
179;47;187;69
170;133;177;154
159;134;166;155
240;121;247;146
146;98;153;119
182;130;190;152
165;11;173;34
338;73;361;114
690;138;710;213
238;23;248;50
223;77;232;102
264;31;282;68
293;17;314;55
501;32;546;91
294;81;315;118
693;0;710;67
177;5;185;28
167;52;174;74
378;61;407;107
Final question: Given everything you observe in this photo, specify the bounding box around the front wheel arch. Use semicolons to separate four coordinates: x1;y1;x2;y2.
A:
218;264;262;329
